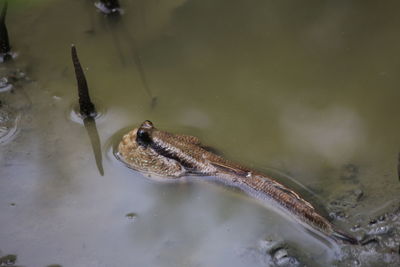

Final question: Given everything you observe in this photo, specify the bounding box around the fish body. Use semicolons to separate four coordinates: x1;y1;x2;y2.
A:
118;120;358;244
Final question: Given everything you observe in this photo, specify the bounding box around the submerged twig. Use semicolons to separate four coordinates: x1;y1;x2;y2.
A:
105;19;127;66
83;0;97;34
71;45;103;176
130;37;157;108
83;117;104;176
0;0;12;62
119;21;157;108
95;2;157;108
71;45;96;118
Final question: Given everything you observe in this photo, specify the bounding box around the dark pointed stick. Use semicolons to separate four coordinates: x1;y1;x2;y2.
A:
0;0;11;62
71;45;103;176
71;45;96;118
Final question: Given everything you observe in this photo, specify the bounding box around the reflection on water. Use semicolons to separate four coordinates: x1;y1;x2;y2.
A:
0;0;400;266
83;117;103;176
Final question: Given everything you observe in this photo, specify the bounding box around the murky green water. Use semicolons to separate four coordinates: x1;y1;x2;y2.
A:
1;0;400;266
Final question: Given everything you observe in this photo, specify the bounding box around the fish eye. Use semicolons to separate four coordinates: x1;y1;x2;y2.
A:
141;120;153;129
136;128;152;146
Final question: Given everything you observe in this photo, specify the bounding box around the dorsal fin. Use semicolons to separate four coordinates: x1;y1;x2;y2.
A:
174;134;201;145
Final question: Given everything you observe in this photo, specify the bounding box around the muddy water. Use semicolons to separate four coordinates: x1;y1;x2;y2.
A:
1;0;400;266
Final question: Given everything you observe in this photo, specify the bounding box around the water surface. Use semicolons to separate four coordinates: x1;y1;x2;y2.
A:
1;0;400;266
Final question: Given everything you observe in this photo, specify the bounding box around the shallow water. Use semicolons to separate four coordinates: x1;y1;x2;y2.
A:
1;0;400;266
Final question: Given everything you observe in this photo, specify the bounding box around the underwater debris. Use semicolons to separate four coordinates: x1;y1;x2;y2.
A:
340;163;359;184
0;69;29;93
130;44;157;109
92;0;157;108
125;212;138;220
117;22;158;108
95;0;123;16
71;45;96;118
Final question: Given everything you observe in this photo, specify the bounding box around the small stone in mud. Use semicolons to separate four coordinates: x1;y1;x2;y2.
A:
351;224;361;231
369;225;391;236
272;248;301;267
353;189;363;201
378;215;386;222
272;247;288;261
329;210;347;221
7;70;27;83
0;77;12;92
369;219;378;226
258;239;302;267
9;202;15;206
125;212;138;220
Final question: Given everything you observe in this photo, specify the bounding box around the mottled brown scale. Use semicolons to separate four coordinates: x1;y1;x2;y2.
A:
118;120;358;244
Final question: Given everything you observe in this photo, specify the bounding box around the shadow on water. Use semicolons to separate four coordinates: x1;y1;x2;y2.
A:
83;116;104;176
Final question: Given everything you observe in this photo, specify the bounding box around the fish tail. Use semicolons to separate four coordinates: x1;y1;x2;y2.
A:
331;229;358;245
